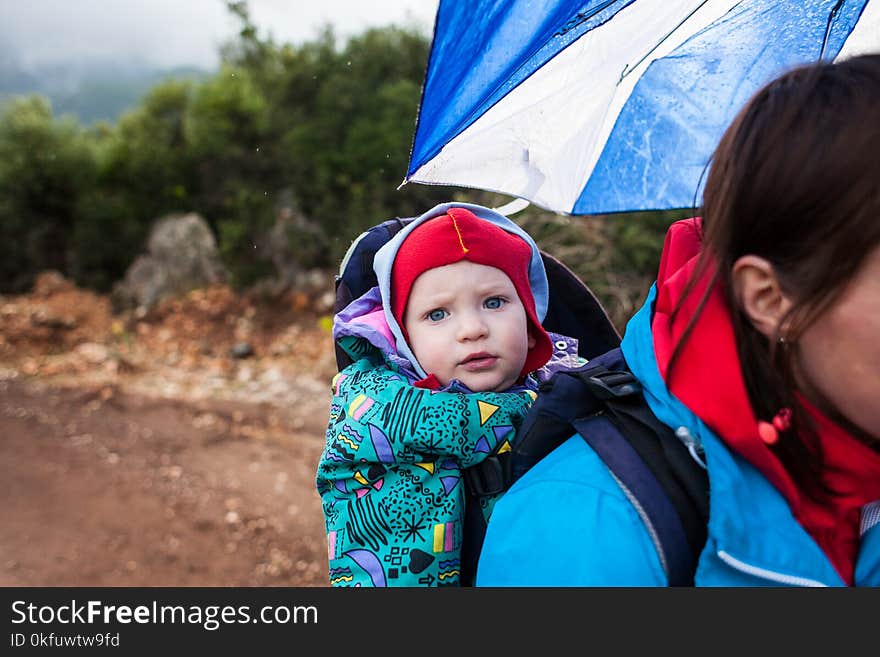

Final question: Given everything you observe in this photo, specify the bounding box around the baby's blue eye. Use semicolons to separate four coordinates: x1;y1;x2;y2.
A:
427;309;447;322
484;297;505;310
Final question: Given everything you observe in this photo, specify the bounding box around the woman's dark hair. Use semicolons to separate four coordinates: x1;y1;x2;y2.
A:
671;53;880;500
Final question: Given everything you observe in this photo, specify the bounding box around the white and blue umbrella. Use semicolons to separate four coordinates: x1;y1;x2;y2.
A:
405;0;880;215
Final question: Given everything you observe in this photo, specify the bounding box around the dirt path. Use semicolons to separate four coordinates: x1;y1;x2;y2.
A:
0;375;330;586
0;274;345;586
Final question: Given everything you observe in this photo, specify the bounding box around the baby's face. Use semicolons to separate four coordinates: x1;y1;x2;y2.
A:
403;260;535;392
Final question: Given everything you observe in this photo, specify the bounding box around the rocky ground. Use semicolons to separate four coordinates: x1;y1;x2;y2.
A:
0;272;338;586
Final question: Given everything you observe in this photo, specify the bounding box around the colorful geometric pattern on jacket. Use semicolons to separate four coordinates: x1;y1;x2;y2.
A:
316;354;536;587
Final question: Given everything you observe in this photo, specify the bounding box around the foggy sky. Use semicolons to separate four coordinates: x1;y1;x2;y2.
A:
0;0;439;70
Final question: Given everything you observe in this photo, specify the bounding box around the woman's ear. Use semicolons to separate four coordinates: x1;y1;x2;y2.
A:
732;255;793;339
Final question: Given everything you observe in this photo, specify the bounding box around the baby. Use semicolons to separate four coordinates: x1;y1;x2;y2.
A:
316;203;578;586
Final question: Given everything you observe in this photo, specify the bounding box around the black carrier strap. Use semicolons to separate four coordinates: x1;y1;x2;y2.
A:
462;349;709;586
596;392;710;560
569;363;709;586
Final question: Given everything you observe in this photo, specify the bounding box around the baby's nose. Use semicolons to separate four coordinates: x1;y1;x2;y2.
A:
457;312;488;340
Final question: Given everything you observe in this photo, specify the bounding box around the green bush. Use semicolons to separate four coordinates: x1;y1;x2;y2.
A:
0;96;98;291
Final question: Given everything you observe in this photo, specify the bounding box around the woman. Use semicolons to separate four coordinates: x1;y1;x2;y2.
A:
476;53;880;586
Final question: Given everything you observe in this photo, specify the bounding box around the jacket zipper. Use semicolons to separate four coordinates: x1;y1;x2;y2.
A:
674;426;707;469
608;470;670;581
717;550;828;587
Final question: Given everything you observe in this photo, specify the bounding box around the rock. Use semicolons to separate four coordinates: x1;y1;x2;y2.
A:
113;255;166;311
111;213;229;312
230;342;254;359
75;342;110;364
262;204;329;294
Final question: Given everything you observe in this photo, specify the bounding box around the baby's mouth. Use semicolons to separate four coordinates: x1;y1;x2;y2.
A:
459;353;498;371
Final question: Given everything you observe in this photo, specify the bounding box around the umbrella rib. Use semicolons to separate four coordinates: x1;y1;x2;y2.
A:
819;0;846;60
619;0;711;83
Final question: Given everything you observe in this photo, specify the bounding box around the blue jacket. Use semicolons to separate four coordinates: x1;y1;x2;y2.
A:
476;285;880;586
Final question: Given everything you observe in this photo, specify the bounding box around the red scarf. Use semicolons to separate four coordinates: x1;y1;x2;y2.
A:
651;218;880;584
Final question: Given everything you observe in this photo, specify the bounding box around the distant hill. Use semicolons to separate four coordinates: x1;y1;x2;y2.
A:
0;59;209;125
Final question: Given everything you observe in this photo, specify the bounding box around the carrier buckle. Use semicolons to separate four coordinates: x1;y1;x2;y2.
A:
463;453;511;497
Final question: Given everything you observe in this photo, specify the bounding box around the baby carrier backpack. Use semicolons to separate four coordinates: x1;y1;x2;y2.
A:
333;215;709;586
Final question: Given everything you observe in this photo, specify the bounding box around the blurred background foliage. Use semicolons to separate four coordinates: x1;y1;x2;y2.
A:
0;1;690;332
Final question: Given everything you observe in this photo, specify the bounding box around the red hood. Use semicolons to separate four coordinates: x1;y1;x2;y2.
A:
651;218;880;584
651;218;800;504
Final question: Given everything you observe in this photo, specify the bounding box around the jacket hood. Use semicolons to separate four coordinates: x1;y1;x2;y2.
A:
623;218;880;585
646;217;800;502
372;202;550;380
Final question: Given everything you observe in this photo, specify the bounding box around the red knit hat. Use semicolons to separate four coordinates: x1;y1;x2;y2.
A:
390;207;552;378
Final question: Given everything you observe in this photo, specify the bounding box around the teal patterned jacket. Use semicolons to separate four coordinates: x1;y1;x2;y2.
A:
317;339;537;587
